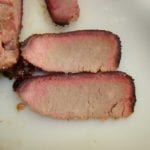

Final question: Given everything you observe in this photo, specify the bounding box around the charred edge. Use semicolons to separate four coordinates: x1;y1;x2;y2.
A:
15;57;37;77
3;49;21;79
19;0;23;32
3;68;17;79
115;35;122;68
1;42;5;49
122;72;136;113
33;30;119;38
20;30;121;52
130;77;136;113
3;56;36;79
13;75;32;91
54;21;69;26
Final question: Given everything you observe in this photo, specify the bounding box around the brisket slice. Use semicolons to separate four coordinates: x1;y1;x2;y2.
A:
45;0;79;25
0;0;22;70
15;72;135;120
21;30;121;73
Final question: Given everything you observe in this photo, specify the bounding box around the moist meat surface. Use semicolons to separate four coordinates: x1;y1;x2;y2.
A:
21;30;121;73
45;0;79;25
0;0;22;70
15;72;135;120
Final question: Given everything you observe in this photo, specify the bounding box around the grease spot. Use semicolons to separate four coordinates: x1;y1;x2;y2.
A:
16;103;26;111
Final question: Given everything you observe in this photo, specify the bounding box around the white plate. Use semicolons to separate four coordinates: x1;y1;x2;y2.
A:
0;0;150;149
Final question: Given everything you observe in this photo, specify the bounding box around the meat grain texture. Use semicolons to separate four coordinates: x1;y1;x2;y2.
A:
0;0;22;70
45;0;79;25
15;72;136;120
21;30;121;73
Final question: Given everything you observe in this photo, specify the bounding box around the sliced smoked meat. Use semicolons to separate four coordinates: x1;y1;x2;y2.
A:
21;30;121;73
0;0;22;70
45;0;79;25
15;72;135;120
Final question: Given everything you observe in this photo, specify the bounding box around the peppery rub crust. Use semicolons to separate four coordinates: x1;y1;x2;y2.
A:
20;30;121;73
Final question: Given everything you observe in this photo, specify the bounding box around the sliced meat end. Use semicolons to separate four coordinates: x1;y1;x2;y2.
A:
15;72;135;120
21;30;121;73
45;0;79;25
0;0;22;70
